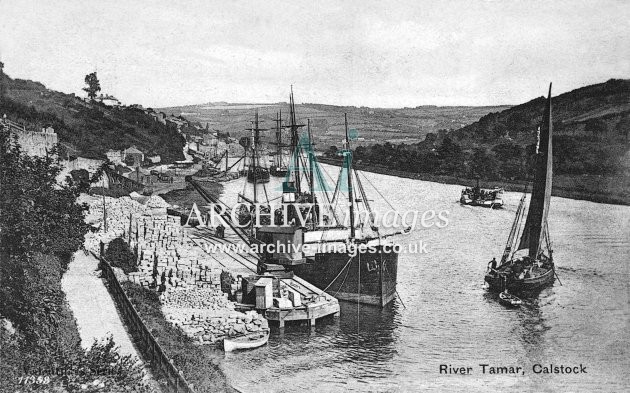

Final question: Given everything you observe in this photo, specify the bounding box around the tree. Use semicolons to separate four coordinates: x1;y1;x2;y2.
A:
0;60;5;103
83;72;101;100
0;130;92;260
469;148;499;179
436;136;463;173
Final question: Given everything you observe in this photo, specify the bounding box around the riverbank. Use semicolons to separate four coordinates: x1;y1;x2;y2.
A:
318;157;630;205
81;189;260;392
122;282;237;393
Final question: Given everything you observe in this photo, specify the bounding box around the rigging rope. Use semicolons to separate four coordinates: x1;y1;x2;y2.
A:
357;252;361;337
358;169;398;213
317;255;354;293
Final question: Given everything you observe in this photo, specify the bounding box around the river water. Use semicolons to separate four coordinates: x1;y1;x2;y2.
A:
211;165;629;392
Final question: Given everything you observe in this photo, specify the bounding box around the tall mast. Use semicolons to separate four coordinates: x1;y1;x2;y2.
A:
102;176;108;233
344;113;355;239
308;119;314;196
275;110;283;167
288;86;304;194
252;116;257;203
307;119;318;228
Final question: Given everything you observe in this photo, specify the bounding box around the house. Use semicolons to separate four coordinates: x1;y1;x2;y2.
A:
149;111;166;124
123;146;145;167
188;141;199;151
147;155;161;164
96;94;122;107
105;149;123;164
166;116;187;130
203;134;218;145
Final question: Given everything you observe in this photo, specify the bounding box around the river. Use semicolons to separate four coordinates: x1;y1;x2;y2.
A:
211;164;629;392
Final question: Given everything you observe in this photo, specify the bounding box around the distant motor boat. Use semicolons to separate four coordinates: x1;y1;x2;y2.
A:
461;182;504;208
223;329;270;352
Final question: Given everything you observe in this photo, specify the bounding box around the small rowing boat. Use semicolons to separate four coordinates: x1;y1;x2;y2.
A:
498;291;522;307
223;329;270;352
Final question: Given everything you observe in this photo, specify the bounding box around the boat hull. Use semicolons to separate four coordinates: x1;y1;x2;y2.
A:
246;169;270;183
292;245;398;307
223;330;270;352
270;166;288;177
485;265;555;293
460;196;503;208
460;188;504;208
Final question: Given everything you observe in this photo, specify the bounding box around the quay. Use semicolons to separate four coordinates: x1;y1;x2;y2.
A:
190;228;340;328
82;191;339;345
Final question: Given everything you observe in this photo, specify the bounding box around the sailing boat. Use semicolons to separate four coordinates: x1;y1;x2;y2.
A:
270;110;289;177
485;84;555;293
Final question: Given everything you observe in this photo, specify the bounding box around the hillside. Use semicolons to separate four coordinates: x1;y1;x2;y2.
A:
451;79;630;144
160;101;511;149
0;75;185;163
325;79;630;204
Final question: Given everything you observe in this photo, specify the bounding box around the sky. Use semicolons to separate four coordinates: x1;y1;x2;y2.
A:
1;0;628;108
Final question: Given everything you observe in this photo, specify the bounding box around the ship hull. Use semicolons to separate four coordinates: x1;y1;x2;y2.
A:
270;166;288;177
292;246;398;307
485;265;554;293
461;188;504;208
246;169;270;183
460;196;503;208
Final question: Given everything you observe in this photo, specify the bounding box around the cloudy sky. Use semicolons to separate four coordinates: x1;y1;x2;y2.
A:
1;0;628;107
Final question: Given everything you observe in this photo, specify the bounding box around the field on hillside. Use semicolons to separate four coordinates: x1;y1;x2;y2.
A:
161;102;511;150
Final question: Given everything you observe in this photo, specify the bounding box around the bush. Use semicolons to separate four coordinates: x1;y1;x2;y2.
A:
0;134;152;392
105;238;138;274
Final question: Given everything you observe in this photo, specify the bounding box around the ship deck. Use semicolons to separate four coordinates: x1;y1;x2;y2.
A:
188;227;340;327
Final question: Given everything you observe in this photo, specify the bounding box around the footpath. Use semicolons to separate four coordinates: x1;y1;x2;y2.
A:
61;250;139;357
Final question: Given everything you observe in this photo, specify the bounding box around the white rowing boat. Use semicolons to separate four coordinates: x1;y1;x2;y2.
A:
223;329;270;352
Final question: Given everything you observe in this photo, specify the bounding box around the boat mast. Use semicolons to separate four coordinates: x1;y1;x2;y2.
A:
252;115;257;204
275;110;283;168
344;113;355;239
289;86;303;194
307;118;318;228
102;176;108;232
307;119;314;196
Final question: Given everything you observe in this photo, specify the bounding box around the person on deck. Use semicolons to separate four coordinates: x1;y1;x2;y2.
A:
216;223;225;238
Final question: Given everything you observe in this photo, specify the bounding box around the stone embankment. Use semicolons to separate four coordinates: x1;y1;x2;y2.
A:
81;193;265;346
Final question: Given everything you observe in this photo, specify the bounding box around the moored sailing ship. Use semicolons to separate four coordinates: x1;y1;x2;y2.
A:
485;84;556;293
257;113;401;307
244;110;270;184
270;110;289;177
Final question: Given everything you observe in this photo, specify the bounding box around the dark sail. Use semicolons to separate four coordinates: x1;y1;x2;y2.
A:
518;84;553;259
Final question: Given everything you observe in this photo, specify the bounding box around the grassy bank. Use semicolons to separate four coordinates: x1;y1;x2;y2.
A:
121;282;236;393
318;157;630;205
